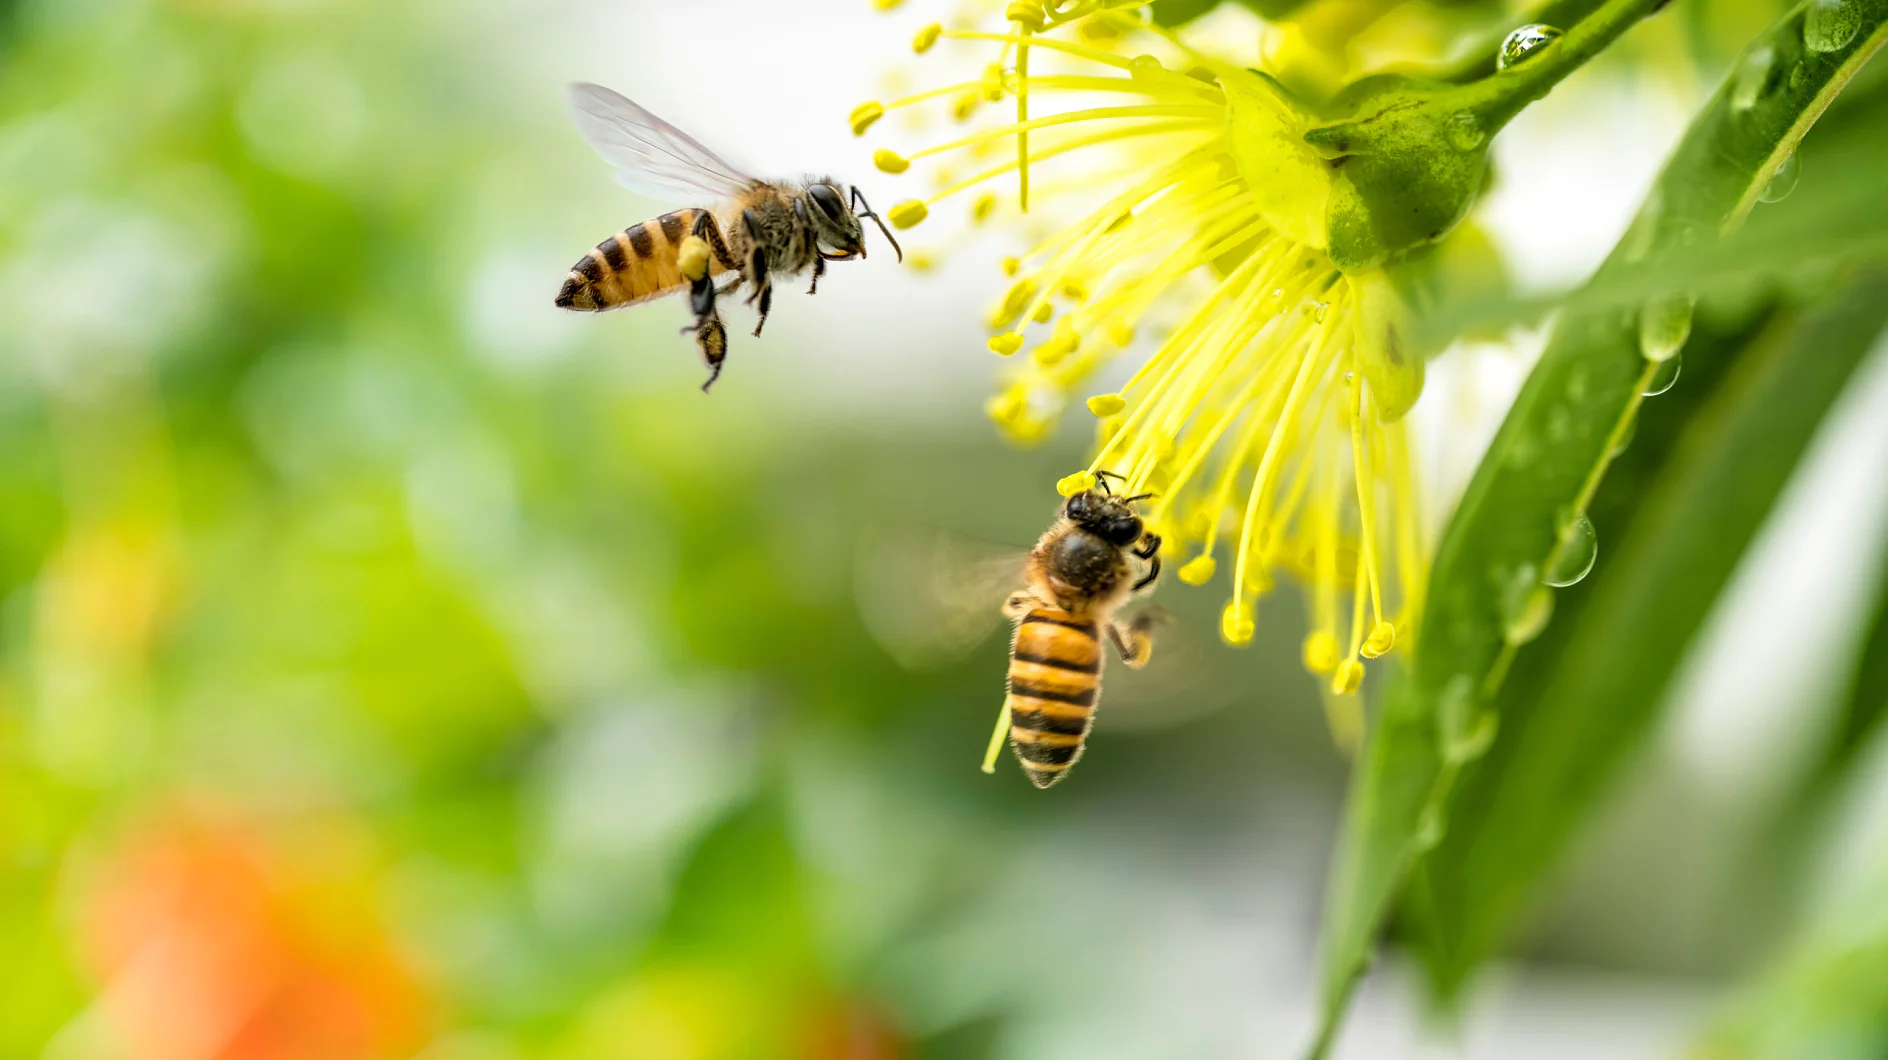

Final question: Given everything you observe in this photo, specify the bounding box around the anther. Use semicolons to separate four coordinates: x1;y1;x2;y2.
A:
849;101;885;136
1178;555;1216;585
888;200;929;228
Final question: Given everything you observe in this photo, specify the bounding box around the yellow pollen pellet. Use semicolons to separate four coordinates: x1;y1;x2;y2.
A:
849;101;885;136
1302;631;1340;674
1001;256;1022;276
1178;555;1216;585
873;148;910;174
1056;471;1096;496
1221;601;1256;645
906;249;936;272
973;192;998;223
951;90;981;122
913;22;942;53
1107;323;1135;346
676;235;711;282
1086;394;1126;417
1331;659;1365;695
1060;279;1088;301
1361;621;1396;659
888;200;928;229
988;332;1025;355
1031;302;1053;324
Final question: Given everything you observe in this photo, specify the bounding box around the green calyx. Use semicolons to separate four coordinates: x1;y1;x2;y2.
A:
1224;0;1670;272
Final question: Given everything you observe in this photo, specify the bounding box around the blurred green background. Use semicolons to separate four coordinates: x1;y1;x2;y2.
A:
2;0;1886;1058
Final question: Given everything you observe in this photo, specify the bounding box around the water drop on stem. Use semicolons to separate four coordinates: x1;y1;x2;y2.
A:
1498;24;1564;71
1805;0;1863;53
1760;152;1800;203
1731;45;1777;112
1644;355;1682;396
1544;513;1598;587
1639;294;1693;363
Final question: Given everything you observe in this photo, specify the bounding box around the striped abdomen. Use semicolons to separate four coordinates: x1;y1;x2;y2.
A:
1007;608;1103;789
555;207;734;312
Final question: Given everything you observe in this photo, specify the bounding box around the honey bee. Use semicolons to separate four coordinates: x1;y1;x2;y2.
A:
998;473;1163;788
554;82;900;391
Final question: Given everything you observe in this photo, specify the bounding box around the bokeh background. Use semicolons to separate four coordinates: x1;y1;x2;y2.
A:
3;0;1887;1057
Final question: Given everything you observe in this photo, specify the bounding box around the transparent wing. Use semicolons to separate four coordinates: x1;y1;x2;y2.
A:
853;526;1030;672
566;82;759;203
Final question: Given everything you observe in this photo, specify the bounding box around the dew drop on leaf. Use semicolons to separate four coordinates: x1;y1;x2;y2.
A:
1644;354;1682;396
1544;513;1598;587
1760;151;1800;203
1731;45;1777;111
1610;413;1638;458
1500;564;1554;644
1498;24;1564;70
1445;111;1485;150
1639;294;1693;363
1805;0;1863;53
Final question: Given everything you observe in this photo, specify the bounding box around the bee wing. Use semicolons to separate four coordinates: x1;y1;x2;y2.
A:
566;82;760;203
854;526;1030;672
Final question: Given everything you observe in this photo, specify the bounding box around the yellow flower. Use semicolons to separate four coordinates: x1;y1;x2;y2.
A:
866;1;1428;696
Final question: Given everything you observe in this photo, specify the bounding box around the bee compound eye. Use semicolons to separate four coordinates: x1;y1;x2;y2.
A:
809;183;845;220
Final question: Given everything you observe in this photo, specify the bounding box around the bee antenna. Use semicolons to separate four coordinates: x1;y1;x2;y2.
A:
851;186;903;264
1122;493;1156;503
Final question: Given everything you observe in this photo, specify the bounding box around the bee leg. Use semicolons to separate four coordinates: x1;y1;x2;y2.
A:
687;306;729;392
751;280;773;337
1107;613;1158;669
807;254;825;296
1131;533;1162;592
1002;591;1041;620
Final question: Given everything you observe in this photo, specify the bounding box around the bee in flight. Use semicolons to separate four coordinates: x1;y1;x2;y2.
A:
554;82;900;391
993;472;1163;788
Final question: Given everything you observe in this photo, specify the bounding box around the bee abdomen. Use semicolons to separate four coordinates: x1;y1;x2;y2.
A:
1007;611;1103;789
555;208;729;312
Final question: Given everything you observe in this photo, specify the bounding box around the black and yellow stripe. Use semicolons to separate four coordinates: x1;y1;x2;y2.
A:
1007;609;1103;788
555;207;736;312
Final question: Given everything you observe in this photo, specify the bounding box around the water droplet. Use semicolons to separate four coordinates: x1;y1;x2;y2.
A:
1445;111;1486;150
1500;564;1554;644
1610;413;1638;458
1546;405;1574;444
1760;151;1800;203
1805;0;1863;53
1439;675;1497;766
1644;354;1682;396
1731;45;1776;111
1342;369;1355;385
1568;365;1590;402
1639;294;1693;363
1129;54;1165;81
1414;803;1447;851
1544;513;1597;587
1498;24;1564;70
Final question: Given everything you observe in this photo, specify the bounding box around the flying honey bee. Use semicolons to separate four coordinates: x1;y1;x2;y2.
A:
996;472;1163;788
554;82;901;391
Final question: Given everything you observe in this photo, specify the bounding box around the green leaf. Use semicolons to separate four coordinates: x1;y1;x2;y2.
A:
1411;272;1888;998
1779;523;1888;823
1310;5;1888;1055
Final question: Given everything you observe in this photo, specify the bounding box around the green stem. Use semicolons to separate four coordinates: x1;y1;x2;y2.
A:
1463;0;1672;128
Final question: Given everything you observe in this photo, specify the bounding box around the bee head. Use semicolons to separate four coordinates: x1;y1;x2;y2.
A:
808;181;903;264
805;180;865;257
1064;489;1145;547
